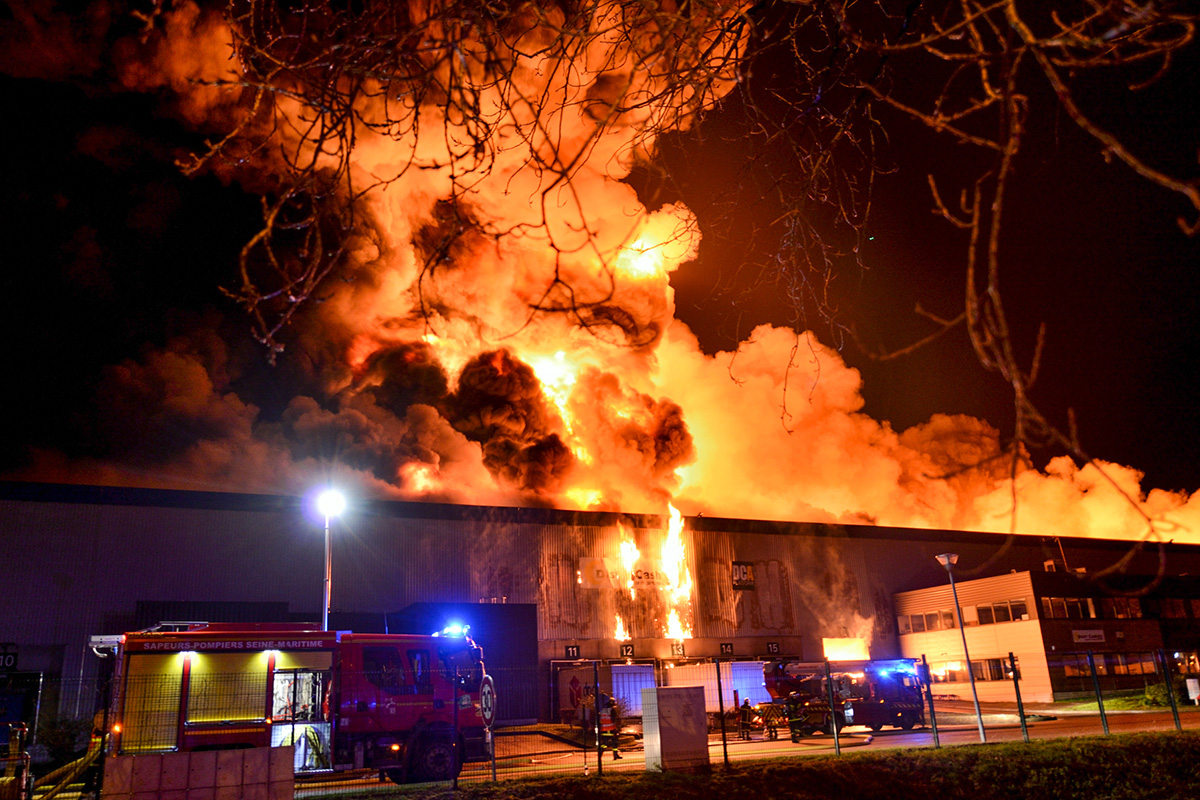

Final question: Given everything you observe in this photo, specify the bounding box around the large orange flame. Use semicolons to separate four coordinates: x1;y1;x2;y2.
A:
661;505;694;638
619;534;640;598
822;637;870;661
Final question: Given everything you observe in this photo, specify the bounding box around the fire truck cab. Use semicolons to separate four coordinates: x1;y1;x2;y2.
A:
106;623;490;784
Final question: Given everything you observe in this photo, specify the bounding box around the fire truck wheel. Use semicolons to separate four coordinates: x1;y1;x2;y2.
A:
383;769;407;786
413;737;457;782
869;722;883;732
899;715;916;731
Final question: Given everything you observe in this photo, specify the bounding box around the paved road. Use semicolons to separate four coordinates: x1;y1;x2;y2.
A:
475;707;1200;779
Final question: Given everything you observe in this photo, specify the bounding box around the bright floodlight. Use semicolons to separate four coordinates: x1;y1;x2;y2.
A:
317;488;346;518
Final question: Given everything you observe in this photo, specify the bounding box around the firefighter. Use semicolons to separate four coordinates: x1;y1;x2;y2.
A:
738;698;754;740
760;703;779;740
785;693;806;742
599;693;622;759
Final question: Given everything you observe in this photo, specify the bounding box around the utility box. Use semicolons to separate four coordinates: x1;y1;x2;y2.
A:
1187;678;1199;705
641;686;708;771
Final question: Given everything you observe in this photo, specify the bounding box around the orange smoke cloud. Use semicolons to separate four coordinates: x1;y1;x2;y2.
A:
9;0;1199;547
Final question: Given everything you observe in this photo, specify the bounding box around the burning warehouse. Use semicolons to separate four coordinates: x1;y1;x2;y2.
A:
6;481;1200;726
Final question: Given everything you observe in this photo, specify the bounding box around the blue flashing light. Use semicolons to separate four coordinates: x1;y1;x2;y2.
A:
434;623;469;638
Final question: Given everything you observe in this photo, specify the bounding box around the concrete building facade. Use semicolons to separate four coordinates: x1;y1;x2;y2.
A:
896;570;1200;703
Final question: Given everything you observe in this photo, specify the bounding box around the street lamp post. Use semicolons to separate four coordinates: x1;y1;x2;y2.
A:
317;488;346;632
935;553;986;743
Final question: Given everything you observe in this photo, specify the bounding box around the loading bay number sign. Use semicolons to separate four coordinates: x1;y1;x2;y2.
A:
0;647;16;672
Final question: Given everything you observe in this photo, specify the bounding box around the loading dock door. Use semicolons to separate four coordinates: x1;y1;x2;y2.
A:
612;663;655;716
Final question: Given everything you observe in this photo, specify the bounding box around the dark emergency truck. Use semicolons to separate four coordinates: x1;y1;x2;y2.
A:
764;658;925;735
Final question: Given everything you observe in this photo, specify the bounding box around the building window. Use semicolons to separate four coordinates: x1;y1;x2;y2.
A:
1127;652;1158;676
1041;596;1097;619
929;661;968;683
974;600;1023;625
897;609;960;635
1100;597;1143;619
981;658;1007;681
1061;652;1159;678
1160;598;1187;619
1010;598;1028;620
1061;653;1088;677
929;657;1018;683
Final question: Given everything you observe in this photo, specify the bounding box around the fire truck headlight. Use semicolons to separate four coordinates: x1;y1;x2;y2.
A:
390;744;400;752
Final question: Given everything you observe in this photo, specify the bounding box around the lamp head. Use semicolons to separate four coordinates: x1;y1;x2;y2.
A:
935;553;959;568
317;488;346;518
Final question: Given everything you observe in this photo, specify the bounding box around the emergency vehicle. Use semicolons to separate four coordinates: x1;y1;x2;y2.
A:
98;623;492;783
763;659;925;734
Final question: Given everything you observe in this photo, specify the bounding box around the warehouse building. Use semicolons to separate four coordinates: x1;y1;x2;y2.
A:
3;481;1198;722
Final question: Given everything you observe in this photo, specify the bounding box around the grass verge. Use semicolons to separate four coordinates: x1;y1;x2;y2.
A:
335;731;1200;800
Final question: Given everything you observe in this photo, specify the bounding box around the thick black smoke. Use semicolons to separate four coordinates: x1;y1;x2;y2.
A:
449;350;574;494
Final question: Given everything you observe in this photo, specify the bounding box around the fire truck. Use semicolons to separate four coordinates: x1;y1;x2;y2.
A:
763;659;925;735
97;623;492;784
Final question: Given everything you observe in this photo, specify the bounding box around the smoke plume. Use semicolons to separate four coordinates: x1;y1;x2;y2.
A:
3;0;1198;547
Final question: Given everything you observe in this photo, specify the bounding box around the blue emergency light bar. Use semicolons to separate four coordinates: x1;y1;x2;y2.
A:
433;623;469;637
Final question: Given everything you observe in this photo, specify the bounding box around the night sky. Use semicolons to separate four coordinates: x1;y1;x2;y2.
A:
2;1;1199;511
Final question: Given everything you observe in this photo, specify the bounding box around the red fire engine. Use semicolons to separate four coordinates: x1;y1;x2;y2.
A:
103;623;491;783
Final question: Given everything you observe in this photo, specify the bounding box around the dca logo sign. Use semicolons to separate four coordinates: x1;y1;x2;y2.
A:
731;561;756;590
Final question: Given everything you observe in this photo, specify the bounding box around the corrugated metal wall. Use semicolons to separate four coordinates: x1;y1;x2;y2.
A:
894;572;1035;617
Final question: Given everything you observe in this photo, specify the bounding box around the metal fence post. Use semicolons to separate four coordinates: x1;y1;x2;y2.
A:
1158;650;1182;731
714;657;729;768
1086;651;1109;736
593;660;603;777
95;668;112;793
824;659;840;756
921;655;939;749
452;668;460;790
1009;652;1029;743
